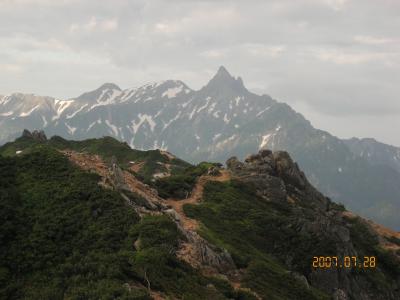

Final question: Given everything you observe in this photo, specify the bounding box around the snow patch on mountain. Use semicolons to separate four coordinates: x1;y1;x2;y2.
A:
53;100;74;120
0;95;11;106
215;134;238;150
131;114;156;134
213;111;220;118
89;89;121;111
223;113;230;124
20;105;40;117
87;120;97;132
197;97;211;113
105;120;119;136
188;106;197;120
42;116;48;127
208;102;217;114
0;111;13;117
260;134;273;149
181;98;193;108
213;133;222;141
256;106;271;117
162;85;183;99
65;123;77;135
162;111;181;131
119;88;137;103
66;104;88;119
235;96;241;106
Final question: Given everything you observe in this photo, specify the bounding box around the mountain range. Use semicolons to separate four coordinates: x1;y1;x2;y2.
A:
1;66;400;229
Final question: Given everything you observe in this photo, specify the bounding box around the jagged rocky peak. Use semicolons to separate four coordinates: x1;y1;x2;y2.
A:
227;149;306;182
202;66;246;93
22;129;47;141
227;149;329;210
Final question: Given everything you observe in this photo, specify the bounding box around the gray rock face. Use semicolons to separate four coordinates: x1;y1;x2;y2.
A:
22;129;47;141
183;231;236;273
226;150;400;300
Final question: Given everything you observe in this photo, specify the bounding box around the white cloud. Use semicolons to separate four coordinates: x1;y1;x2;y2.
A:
101;18;118;31
0;63;24;73
0;0;76;6
354;35;395;45
69;17;118;34
315;49;392;65
199;49;226;59
244;44;286;57
319;0;349;11
154;23;178;34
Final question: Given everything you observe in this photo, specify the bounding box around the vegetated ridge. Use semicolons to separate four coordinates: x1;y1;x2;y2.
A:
0;130;399;299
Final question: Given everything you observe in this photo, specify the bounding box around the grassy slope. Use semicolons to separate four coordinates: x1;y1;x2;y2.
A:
184;180;400;299
0;147;147;299
184;180;330;300
2;135;398;299
0;135;190;182
0;144;253;299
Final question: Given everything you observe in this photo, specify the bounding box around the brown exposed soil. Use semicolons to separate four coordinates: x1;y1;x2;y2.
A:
342;210;400;251
62;150;111;186
62;150;164;209
149;291;167;300
129;161;145;173
160;150;176;161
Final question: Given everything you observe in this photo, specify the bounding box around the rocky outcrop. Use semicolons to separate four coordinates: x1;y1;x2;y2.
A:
226;149;400;300
178;230;236;274
228;150;330;210
22;129;47;141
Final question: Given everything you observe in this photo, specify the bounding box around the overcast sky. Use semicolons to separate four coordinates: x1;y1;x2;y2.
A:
0;0;399;146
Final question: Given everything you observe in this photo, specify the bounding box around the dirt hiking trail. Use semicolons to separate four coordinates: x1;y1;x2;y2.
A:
165;170;231;231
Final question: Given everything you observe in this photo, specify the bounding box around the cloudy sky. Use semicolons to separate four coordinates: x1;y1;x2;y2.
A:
0;0;399;145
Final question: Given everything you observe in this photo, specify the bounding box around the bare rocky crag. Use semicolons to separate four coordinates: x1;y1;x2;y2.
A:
227;149;400;300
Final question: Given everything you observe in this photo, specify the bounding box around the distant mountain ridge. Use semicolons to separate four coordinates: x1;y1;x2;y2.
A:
1;66;400;229
344;137;400;174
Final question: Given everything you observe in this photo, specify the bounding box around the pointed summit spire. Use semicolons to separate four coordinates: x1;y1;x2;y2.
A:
215;66;232;78
210;66;236;83
202;66;247;93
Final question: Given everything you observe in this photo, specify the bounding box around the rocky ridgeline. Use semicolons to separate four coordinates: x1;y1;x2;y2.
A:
226;150;399;300
22;129;47;141
227;149;330;210
15;130;398;299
